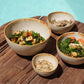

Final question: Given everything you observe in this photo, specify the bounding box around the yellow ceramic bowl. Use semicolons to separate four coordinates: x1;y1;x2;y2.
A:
32;53;58;77
47;11;75;34
4;18;51;56
56;32;84;65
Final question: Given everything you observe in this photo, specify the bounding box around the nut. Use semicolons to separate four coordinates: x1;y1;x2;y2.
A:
18;36;23;42
32;39;36;44
15;31;21;35
19;41;25;45
26;36;33;41
23;30;28;37
39;40;43;43
71;52;77;57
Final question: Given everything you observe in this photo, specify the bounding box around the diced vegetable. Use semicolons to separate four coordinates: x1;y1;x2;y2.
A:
14;42;19;44
36;37;40;43
10;30;45;45
41;37;45;41
78;39;84;46
28;32;32;36
73;40;79;44
23;30;28;37
58;37;84;58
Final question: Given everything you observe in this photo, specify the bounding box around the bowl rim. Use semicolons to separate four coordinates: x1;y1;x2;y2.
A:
32;53;58;73
47;11;75;28
56;32;84;59
4;18;51;47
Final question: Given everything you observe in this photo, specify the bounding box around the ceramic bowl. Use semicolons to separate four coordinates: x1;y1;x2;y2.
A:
32;53;58;77
47;11;75;34
56;32;84;65
4;18;51;56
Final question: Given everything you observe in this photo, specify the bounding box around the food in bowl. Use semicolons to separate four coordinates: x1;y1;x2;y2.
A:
50;20;72;27
4;18;51;56
56;32;84;65
47;11;75;34
58;37;84;58
32;53;58;76
35;59;53;72
10;30;45;45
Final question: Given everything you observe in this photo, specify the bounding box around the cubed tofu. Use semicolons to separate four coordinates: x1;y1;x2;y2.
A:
32;39;36;44
69;43;82;49
23;30;28;37
71;52;77;57
11;38;17;43
39;40;43;43
19;41;25;45
18;36;23;42
26;36;33;41
14;31;21;35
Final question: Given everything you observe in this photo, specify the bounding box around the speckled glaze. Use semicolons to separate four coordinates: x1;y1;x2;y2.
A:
32;53;58;77
56;32;84;65
47;12;75;34
4;18;51;56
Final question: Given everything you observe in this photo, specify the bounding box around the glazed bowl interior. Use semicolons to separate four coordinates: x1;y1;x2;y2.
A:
48;12;75;27
33;53;58;71
5;18;51;41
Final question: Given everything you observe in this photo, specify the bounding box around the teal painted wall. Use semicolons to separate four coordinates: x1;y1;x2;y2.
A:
0;0;84;26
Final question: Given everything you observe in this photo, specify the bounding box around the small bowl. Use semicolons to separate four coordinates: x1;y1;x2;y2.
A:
56;32;84;65
32;53;58;77
4;18;51;56
47;11;75;34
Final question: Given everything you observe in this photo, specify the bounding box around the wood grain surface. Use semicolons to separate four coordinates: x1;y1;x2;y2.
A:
0;16;84;84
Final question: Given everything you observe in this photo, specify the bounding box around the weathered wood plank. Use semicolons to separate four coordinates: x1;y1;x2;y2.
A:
7;64;33;84
47;67;84;84
16;68;37;84
14;58;30;70
0;47;11;56
0;67;21;84
0;16;84;84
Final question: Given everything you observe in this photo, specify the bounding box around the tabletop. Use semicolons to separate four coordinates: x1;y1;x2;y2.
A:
0;16;84;84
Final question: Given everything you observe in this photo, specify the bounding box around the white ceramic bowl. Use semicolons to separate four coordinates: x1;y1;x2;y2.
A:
4;18;51;56
32;53;58;77
47;11;75;34
56;32;84;65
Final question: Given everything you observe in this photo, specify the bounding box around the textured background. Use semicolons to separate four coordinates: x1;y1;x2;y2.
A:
0;0;84;26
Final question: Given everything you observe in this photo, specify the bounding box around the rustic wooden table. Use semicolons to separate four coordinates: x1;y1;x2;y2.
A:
0;16;84;84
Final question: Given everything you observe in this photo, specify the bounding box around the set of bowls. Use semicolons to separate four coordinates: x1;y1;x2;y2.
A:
4;11;84;77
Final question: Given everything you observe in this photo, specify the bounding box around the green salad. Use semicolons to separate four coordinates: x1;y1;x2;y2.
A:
10;30;45;45
58;37;84;58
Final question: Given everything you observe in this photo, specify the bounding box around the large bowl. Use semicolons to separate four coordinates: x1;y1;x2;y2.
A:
4;18;51;56
32;53;58;77
56;32;84;65
47;11;75;34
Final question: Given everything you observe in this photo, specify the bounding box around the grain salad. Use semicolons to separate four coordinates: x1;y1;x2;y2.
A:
50;20;72;27
35;59;54;72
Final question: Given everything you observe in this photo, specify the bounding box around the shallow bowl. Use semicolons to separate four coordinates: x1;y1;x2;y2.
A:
56;32;84;65
32;53;58;76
